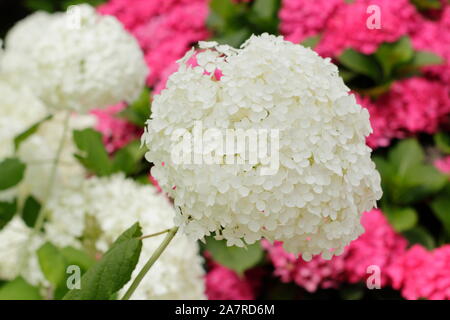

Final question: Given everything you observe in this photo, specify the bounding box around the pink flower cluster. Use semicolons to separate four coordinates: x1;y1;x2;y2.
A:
205;259;264;300
358;78;450;149
264;210;406;292
98;0;209;92
280;0;420;57
264;209;450;300
389;245;450;300
90;104;142;153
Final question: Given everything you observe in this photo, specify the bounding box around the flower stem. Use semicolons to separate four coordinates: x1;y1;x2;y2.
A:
139;229;171;240
18;111;71;272
121;226;179;300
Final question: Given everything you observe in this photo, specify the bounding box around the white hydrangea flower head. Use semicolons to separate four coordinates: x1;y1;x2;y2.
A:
45;174;205;300
142;33;382;261
16;111;96;202
4;5;148;113
0;77;48;160
0;217;45;286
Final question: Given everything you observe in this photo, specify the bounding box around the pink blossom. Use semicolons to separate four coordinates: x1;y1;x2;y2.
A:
99;0;209;90
435;156;450;174
315;0;420;57
263;240;346;292
279;0;344;44
343;209;408;286
205;261;260;300
411;5;450;84
264;210;407;292
90;104;142;153
358;78;450;149
389;245;450;300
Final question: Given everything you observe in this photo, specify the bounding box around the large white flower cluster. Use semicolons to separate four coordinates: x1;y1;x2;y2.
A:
0;77;48;160
2;5;148;113
0;217;45;286
45;174;205;300
142;34;382;261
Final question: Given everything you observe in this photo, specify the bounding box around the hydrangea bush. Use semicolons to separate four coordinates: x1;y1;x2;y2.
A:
0;0;449;301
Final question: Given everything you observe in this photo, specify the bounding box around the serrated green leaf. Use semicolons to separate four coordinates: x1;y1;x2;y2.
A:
0;199;17;230
0;277;42;300
205;237;263;274
374;37;414;79
384;206;418;232
22;196;41;228
37;242;67;287
0;158;26;191
63;223;143;300
434;132;450;154
403;226;435;250
338;49;382;82
14;115;52;152
73;128;112;176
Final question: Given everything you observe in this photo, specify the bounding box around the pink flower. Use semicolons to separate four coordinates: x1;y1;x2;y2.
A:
343;209;408;286
358;78;450;149
435;156;450;174
264;240;346;292
315;0;420;57
279;0;344;44
411;5;450;84
99;0;209;91
205;260;261;300
389;245;450;300
264;210;407;292
90;104;142;153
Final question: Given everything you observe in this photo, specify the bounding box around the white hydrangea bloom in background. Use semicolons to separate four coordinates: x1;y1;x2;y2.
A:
3;5;148;113
142;34;382;261
0;77;48;160
45;174;206;300
0;217;45;286
16;112;96;202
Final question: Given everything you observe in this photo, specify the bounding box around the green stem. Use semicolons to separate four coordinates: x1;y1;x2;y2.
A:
121;226;179;300
139;229;171;240
18;111;71;272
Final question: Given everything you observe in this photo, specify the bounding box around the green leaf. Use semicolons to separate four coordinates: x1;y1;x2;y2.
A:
434;132;450;154
14;115;52;152
384;206;418;232
388;139;424;176
0;277;42;300
0;199;17;230
374;37;414;79
411;0;442;11
251;0;278;21
60;247;95;272
112;140;147;175
73;128;112;176
431;193;450;235
0;158;26;191
63;223;143;300
403;226;435;250
37;242;67;287
213;28;253;48
22;196;41;228
338;49;382;82
301;34;321;49
412;51;444;67
118;88;151;127
205;237;264;274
